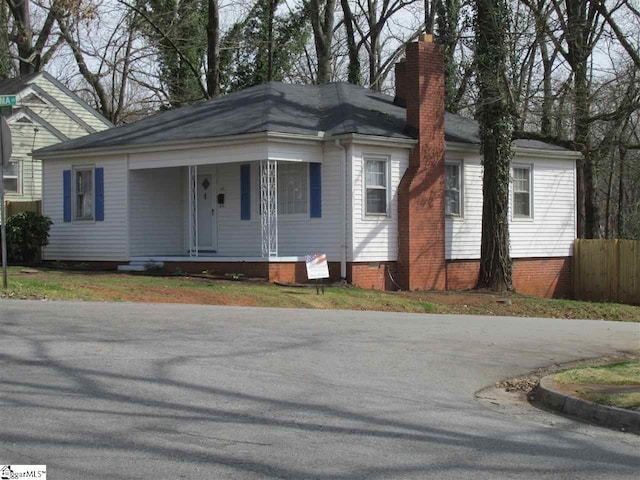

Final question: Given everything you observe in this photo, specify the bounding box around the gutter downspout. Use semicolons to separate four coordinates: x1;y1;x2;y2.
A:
335;139;347;280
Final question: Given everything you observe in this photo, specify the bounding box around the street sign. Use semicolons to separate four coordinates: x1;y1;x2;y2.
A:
0;117;11;166
0;96;16;107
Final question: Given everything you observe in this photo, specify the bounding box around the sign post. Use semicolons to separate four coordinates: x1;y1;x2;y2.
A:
0;116;12;289
305;253;329;294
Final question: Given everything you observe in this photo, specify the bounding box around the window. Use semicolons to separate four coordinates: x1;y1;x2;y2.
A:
445;162;462;216
3;161;20;194
513;166;532;218
74;168;94;220
365;158;388;215
277;162;308;214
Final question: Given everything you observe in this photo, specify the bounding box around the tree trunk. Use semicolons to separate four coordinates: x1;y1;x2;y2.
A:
573;56;599;238
436;0;462;113
616;146;626;237
267;0;275;82
207;0;220;96
11;0;35;75
0;2;10;77
308;0;336;84
340;0;361;84
475;0;514;292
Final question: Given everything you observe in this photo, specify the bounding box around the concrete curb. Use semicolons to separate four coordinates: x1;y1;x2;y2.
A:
534;375;640;434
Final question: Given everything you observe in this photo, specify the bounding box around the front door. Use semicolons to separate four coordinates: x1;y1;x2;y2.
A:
197;173;216;251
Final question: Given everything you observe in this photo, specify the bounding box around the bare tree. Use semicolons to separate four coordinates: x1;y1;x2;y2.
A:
4;0;67;75
305;0;336;83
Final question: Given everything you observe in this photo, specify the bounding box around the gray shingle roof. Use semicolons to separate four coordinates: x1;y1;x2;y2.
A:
35;81;566;154
0;73;40;95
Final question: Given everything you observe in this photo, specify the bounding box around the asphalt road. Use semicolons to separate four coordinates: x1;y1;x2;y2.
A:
0;300;639;479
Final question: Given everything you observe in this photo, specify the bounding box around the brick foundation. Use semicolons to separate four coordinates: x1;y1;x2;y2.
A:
446;257;573;298
347;262;398;290
43;260;124;271
162;261;341;284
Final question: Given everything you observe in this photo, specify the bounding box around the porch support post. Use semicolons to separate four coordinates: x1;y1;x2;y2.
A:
260;160;278;257
188;165;198;256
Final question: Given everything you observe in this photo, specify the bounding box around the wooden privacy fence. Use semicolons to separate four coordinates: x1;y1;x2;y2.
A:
5;200;42;217
574;239;640;305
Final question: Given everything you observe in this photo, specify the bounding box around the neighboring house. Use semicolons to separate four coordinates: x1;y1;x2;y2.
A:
34;37;580;298
0;72;112;205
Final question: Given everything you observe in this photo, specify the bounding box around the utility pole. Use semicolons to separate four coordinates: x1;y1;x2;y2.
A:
0;115;13;289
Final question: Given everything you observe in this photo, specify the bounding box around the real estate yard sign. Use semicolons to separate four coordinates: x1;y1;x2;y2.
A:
305;253;329;280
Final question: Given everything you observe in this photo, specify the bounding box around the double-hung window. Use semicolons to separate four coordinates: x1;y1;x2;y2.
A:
74;168;94;220
277;162;308;215
445;161;462;216
512;165;532;218
3;161;20;194
365;157;388;215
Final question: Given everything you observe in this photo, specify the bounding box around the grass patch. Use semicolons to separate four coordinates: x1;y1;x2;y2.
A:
555;359;640;386
0;266;638;321
577;392;640;411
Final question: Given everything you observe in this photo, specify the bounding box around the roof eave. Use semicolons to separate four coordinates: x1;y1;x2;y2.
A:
32;130;327;159
446;140;582;159
332;133;417;147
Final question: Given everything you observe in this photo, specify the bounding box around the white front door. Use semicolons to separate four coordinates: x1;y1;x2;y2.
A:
197;173;217;251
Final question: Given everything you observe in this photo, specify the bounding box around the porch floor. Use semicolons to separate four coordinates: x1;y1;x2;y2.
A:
130;256;306;263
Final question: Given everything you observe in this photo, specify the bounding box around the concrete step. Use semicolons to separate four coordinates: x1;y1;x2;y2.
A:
118;260;164;272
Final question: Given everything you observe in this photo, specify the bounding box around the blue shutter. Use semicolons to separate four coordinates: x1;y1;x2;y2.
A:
310;162;321;218
240;164;251;220
95;167;104;221
63;170;71;222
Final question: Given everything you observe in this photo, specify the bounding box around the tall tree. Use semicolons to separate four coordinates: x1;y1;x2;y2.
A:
340;0;361;84
435;0;467;113
141;0;208;107
206;0;220;96
475;0;515;291
55;7;146;124
0;1;11;77
4;0;66;75
220;0;309;92
305;0;336;83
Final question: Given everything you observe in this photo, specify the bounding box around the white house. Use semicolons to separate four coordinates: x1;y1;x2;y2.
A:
0;71;112;205
33;37;580;297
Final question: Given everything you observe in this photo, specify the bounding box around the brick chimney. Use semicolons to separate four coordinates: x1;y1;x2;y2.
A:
394;60;407;107
396;34;447;291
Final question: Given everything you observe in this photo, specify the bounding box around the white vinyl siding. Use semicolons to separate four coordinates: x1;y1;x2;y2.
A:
5;123;59;200
129;168;185;256
445;154;576;260
33;75;111;132
351;145;409;262
277;147;342;259
43;155;128;261
7;74;110;204
213;163;262;256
